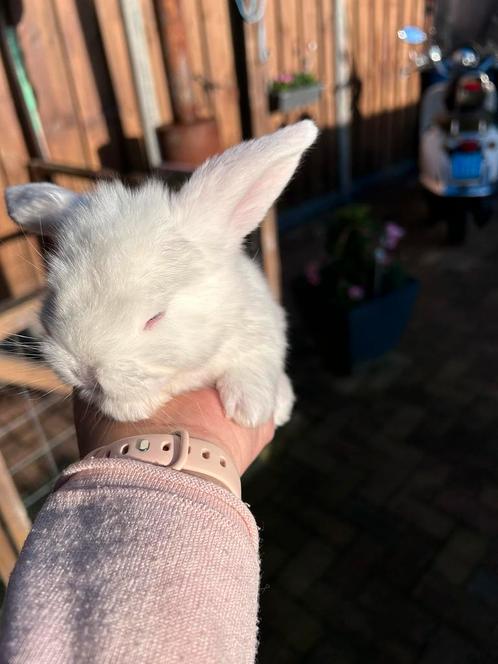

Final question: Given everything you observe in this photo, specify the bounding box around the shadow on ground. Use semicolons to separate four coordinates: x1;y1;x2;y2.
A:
244;180;498;663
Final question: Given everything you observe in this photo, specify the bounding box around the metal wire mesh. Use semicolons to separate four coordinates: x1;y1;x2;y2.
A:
0;385;77;512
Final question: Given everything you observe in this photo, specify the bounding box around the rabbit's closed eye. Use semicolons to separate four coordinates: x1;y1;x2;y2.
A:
144;311;165;331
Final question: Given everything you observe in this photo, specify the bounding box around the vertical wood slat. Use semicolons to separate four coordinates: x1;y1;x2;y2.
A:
140;0;174;127
94;0;148;169
51;0;113;170
197;0;241;148
15;3;86;169
179;0;212;119
0;42;44;297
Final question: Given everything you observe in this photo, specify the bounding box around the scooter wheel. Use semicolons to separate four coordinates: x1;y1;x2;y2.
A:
471;198;494;228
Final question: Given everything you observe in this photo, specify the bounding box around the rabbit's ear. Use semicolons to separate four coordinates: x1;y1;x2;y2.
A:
5;183;80;235
176;120;318;246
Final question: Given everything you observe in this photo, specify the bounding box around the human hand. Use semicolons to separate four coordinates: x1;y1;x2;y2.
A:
73;387;275;475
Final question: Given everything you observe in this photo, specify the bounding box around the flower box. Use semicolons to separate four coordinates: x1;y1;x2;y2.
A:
293;276;420;374
269;83;323;113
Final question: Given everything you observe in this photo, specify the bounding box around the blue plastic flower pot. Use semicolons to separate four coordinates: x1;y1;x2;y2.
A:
347;277;419;366
293;277;420;374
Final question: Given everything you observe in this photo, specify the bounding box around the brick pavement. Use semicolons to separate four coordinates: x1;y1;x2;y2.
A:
244;188;498;662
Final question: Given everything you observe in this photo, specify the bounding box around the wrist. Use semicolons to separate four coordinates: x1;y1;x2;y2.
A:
83;431;242;497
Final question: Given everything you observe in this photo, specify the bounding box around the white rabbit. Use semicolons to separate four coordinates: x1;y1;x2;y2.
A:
6;120;318;426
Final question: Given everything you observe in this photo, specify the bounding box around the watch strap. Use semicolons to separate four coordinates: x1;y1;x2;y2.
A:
84;430;241;498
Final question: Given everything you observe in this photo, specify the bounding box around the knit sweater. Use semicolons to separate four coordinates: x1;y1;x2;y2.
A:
0;458;260;663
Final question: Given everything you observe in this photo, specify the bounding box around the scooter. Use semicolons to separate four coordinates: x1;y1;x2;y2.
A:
398;25;498;243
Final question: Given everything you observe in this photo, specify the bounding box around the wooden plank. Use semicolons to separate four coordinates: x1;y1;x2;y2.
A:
94;0;147;169
243;18;282;301
0;41;45;296
0;521;17;586
319;0;335;128
0;294;42;341
301;0;321;124
15;2;87;168
197;0;241;147
244;19;270;137
260;208;281;302
266;0;285;132
180;0;212;119
0;450;31;553
0;353;71;395
51;0;113;169
140;0;174;126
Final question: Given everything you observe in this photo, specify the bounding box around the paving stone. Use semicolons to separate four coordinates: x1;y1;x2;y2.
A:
404;461;451;501
291;506;356;549
277;538;334;597
383;530;438;591
305;637;360;664
261;543;290;582
376;639;417;664
418;627;492;664
261;589;323;654
415;571;498;648
360;579;437;646
257;635;298;664
389;494;454;540
368;434;423;468
302;587;374;646
359;462;417;506
325;533;386;598
433;528;487;585
480;486;498;511
467;568;498;608
436;490;498;535
314;465;365;510
382;405;426;441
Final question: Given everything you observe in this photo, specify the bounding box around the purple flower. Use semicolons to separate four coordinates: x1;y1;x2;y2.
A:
305;261;321;286
383;222;406;250
348;285;365;301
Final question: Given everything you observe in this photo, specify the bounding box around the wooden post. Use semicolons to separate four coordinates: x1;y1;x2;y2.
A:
0;451;31;553
334;0;352;195
0;525;16;585
120;0;162;167
260;208;281;302
243;18;283;302
154;0;196;125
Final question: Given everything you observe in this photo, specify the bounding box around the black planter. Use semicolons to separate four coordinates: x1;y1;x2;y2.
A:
293;277;420;374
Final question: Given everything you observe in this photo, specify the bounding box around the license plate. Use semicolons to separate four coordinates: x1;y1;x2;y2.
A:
451;152;482;180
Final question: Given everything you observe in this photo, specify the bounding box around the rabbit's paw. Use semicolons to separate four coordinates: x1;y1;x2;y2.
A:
274;373;295;427
217;370;275;428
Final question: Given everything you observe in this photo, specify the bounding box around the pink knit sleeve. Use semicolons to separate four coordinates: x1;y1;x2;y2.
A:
0;459;260;664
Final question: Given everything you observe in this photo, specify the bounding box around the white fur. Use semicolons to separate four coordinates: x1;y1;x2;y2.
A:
6;121;318;426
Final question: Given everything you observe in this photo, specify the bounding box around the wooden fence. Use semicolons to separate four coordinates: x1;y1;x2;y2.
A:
0;0;426;301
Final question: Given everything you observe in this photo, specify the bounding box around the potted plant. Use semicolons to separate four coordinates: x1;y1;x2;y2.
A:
269;72;323;113
293;205;419;374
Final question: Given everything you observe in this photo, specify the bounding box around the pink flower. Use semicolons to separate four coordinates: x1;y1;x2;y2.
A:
305;261;321;286
277;73;293;84
348;285;365;300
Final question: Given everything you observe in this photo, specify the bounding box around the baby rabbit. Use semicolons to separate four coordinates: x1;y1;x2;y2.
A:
6;120;318;426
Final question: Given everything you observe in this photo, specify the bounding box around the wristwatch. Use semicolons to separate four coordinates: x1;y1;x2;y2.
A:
83;430;241;498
